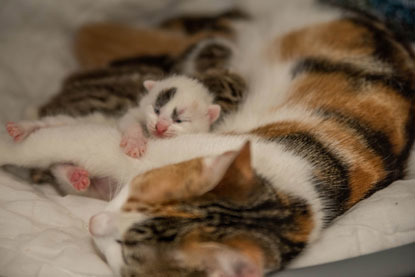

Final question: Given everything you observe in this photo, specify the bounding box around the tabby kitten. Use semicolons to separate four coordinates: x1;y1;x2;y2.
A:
29;18;246;186
1;2;413;275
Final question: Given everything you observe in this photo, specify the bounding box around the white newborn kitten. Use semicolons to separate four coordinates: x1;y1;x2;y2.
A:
118;75;221;158
5;75;221;197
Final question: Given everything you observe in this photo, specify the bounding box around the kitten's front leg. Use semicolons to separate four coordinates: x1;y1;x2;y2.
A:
120;123;147;158
118;106;148;158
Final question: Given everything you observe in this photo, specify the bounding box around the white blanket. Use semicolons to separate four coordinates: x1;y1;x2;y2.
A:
0;0;414;276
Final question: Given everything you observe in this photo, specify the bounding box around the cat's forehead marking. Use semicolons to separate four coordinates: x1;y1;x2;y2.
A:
155;87;177;108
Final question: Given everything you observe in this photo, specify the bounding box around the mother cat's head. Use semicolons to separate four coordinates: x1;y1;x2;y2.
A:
89;142;286;277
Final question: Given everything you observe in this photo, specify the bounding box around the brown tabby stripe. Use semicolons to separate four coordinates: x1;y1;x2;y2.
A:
347;17;415;80
109;54;176;73
179;40;233;74
63;66;165;88
122;176;312;270
278;19;373;60
363;104;415;200
249;107;407;212
278;17;415;84
287;73;411;154
39;83;139;117
291;57;414;100
317;109;400;175
195;69;247;117
252;128;349;222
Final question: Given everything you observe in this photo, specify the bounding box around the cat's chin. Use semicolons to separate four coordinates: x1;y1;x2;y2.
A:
152;132;175;139
89;185;129;276
92;235;123;276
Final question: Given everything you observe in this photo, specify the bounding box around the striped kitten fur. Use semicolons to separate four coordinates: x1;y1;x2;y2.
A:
31;27;246;185
0;1;413;276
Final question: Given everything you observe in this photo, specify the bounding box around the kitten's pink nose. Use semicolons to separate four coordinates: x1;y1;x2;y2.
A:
89;211;116;237
155;122;168;135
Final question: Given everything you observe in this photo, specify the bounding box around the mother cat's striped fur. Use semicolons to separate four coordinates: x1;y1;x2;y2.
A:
0;1;414;276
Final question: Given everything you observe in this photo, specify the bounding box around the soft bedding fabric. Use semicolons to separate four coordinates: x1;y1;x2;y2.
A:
0;0;414;276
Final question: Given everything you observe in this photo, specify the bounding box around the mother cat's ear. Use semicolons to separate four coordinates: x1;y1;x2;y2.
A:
201;141;256;202
143;80;157;91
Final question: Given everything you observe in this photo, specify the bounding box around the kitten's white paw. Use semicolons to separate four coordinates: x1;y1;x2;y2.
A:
120;135;147;159
6;122;29;142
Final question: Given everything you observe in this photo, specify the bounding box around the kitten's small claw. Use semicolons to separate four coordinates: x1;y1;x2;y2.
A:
69;168;90;191
6;122;26;142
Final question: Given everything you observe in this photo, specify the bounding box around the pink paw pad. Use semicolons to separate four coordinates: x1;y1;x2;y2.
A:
120;135;147;159
68;168;90;191
6;122;25;142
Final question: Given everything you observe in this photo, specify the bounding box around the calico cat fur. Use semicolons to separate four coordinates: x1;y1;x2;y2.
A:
0;1;414;276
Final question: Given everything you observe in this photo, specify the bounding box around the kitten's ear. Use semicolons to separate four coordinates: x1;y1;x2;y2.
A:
202;141;255;202
143;80;156;91
207;104;221;124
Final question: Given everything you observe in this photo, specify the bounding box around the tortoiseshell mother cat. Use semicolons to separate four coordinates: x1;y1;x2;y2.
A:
0;0;414;276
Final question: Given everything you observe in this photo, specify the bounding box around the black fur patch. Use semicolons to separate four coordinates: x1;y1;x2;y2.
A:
268;133;350;223
171;108;179;122
109;54;176;73
155;87;177;109
292;57;414;99
318;109;397;172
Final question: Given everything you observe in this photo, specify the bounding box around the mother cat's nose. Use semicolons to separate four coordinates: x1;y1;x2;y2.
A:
89;211;116;237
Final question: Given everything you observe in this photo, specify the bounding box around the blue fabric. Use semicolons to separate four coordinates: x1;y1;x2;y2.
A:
321;0;415;42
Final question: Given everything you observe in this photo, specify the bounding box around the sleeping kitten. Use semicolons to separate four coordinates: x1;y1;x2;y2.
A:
118;75;221;158
0;2;413;274
5;75;221;196
28;25;246;188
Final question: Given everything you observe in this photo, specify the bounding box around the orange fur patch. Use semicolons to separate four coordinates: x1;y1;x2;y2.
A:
74;23;232;68
250;118;386;208
75;23;191;68
282;208;314;244
211;142;257;202
286;73;410;154
270;19;373;61
224;236;265;271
